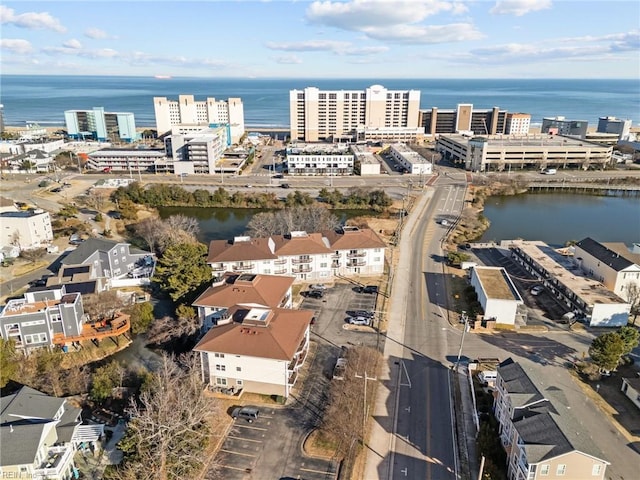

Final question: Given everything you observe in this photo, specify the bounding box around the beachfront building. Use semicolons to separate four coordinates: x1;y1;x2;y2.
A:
495;358;609;480
64;107;138;143
289;85;421;142
207;226;386;282
153;95;245;144
541;116;588;138
165;125;227;175
573;237;640;303
0;386;104;479
86;149;166;173
505;113;531;135
388;143;433;175
194;305;312;398
285;143;354;176
0;208;53;251
418;104;510;136
436;134;613;172
509;239;630;326
597;116;633;141
469;266;524;326
192;273;294;331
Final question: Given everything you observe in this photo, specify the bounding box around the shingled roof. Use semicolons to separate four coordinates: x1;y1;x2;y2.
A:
193;273;294;309
576;237;635;272
322;226;387;250
207;236;277;263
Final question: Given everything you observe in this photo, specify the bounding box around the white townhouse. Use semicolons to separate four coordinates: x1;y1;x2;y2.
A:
494;358;609;480
0;386;103;480
194;305;313;398
206;226;386;282
573;237;640;303
469;266;524;326
192;272;294;331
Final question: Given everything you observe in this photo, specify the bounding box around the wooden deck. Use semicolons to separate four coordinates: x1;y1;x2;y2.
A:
52;313;131;346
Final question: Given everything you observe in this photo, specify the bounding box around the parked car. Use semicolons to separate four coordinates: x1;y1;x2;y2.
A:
50;187;63;193
309;284;328;291
281;183;290;189
332;357;347;380
440;219;450;226
305;289;324;299
356;285;378;294
69;233;83;245
231;406;260;423
346;316;371;326
28;278;47;288
542;168;557;175
349;310;375;318
530;285;544;296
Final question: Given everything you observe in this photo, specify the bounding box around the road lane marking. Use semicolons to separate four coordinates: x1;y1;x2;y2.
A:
220;449;256;458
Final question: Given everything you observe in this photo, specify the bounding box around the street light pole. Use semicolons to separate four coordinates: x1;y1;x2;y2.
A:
454;311;469;371
354;370;377;440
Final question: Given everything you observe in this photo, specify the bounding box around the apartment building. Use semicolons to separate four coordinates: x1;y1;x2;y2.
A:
285;143;354;176
509;239;630;326
206;226;386;281
64;107;138;143
494;358;609;480
388;143;433;174
0;208;53;251
573;237;640;302
153;94;245;144
193;273;294;330
505;113;531;135
165;125;231;175
436;134;613;172
0;386;103;479
86;148;166;173
0;286;85;352
418;104;510;136
541;116;588;138
597;116;632;140
469;266;523;326
289;85;421;142
194;305;312;398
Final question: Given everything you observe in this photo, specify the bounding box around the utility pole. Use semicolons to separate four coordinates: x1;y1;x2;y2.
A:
454;311;469;371
355;370;377;440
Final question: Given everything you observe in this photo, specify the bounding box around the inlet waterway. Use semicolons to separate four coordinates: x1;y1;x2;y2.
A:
479;193;639;245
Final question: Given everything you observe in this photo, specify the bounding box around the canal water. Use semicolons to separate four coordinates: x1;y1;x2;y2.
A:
479;193;639;245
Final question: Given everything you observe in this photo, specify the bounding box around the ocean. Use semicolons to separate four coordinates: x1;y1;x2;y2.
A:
1;75;638;129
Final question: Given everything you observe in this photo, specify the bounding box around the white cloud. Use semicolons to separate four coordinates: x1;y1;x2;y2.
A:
364;22;484;44
0;6;66;33
63;39;82;49
490;0;552;17
273;55;303;64
306;0;467;30
1;38;33;55
266;40;388;56
84;28;110;39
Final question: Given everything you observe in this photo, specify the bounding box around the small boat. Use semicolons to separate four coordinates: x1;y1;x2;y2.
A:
154;75;172;79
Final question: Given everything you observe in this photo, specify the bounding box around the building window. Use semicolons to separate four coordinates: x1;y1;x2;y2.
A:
236;379;243;386
215;378;227;386
215;365;226;372
236;366;241;372
214;353;225;358
592;465;602;476
556;464;566;476
540;465;549;476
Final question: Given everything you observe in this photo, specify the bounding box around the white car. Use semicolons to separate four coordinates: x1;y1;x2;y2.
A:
309;284;327;290
530;285;544;296
332;358;347;380
347;316;370;326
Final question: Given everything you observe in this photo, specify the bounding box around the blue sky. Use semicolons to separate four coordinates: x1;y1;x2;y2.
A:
1;1;639;78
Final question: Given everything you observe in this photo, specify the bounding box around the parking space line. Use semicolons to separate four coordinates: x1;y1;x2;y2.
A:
234;424;268;431
227;435;263;443
220;449;257;458
300;467;335;475
219;464;252;471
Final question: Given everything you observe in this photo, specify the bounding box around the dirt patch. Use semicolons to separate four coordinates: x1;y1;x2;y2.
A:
303;429;339;459
11;259;49;277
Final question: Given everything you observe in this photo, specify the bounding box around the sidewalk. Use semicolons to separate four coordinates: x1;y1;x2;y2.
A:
363;191;433;480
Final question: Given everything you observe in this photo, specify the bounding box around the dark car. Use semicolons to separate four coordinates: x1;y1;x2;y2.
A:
305;289;324;299
281;183;291;189
349;310;375;318
29;278;47;287
50;187;63;193
356;285;378;294
231;406;260;423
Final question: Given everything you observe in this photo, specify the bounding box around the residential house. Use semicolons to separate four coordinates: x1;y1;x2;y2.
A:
621;377;640;410
0;386;103;479
574;237;640;303
45;263;106;295
192;272;294;331
469;266;524;326
61;238;155;286
0;208;53;251
494;358;609;480
206;226;386;282
194;305;312;398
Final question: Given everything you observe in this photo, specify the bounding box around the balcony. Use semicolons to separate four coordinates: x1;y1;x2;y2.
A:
274;268;288;275
232;263;255;271
34;444;74;478
274;258;287;265
331;253;341;259
332;262;341;268
288;370;298;386
292;257;312;264
347;252;366;258
292;266;312;273
347;260;367;267
210;264;225;271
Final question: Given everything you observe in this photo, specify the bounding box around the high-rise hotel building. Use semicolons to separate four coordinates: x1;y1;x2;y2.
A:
289;85;422;142
153;95;245;144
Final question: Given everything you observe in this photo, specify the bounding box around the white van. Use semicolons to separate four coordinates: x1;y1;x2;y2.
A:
542;168;557;175
478;370;497;385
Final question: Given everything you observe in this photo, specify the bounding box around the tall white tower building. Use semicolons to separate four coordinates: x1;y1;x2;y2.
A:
289;85;421;142
153;95;245;144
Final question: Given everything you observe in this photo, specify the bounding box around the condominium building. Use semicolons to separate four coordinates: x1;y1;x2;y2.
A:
505;113;531;135
86;149;166;173
541;116;588;138
436;134;613;172
207;226;386;281
64;107;138;143
165;126;228;175
418;105;510;136
597;116;632;140
153;95;245;144
0;208;53;251
289;85;421;142
494;358;608;480
285;143;354;176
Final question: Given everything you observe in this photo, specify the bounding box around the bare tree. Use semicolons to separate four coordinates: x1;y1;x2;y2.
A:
134;215;200;254
246;205;339;237
165;214;200;237
625;282;640;325
147;310;200;346
135;217;167;253
85;190;109;211
82;291;125;321
111;353;218;480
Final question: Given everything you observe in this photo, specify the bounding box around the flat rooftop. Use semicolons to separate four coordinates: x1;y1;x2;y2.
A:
474;267;521;301
440;134;606;149
287;143;352;155
1;294;77;316
510;240;626;305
